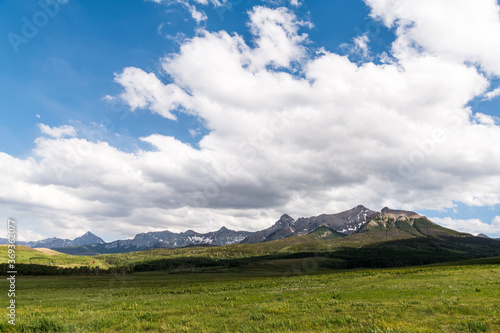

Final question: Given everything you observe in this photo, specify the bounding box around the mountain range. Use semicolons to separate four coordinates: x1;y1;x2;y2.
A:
242;205;376;243
2;205;498;255
0;231;106;249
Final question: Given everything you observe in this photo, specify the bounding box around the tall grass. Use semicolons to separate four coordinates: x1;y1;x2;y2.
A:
0;264;498;332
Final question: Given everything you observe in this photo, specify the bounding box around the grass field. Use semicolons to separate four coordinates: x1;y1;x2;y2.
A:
0;245;109;268
1;260;499;332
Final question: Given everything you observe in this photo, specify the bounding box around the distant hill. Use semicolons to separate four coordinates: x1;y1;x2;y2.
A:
51;246;103;256
0;245;109;267
476;234;500;241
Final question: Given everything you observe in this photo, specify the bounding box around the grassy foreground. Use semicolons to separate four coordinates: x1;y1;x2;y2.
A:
1;261;499;332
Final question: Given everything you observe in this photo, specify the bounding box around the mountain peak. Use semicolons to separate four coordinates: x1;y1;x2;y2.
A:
381;207;419;216
276;214;295;227
71;231;105;246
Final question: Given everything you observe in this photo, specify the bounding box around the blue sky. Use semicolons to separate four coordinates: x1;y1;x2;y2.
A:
1;0;500;241
1;0;395;156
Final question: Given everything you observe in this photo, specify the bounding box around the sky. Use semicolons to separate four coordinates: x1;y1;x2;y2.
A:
1;0;500;242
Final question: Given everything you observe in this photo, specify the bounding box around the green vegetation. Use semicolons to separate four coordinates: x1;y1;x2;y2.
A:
93;230;500;273
306;226;346;240
0;245;109;268
1;263;499;332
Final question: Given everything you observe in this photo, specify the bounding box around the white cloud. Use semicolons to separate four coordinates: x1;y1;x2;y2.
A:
246;6;310;70
38;124;77;138
353;34;370;59
114;67;190;120
195;0;227;6
483;87;500;101
2;5;500;240
189;128;200;137
341;33;371;61
494;216;500;226
365;0;500;75
157;22;164;35
187;4;207;23
473;113;497;126
431;217;500;237
149;0;224;23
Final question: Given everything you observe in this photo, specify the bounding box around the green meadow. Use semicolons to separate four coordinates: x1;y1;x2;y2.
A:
1;260;499;332
0;245;109;268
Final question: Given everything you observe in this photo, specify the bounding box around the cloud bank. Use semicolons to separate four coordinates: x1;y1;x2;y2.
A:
2;1;500;239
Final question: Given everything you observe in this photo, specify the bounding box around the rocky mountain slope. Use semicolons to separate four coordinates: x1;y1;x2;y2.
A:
241;205;377;243
4;205;499;255
98;227;251;253
71;231;106;246
345;207;468;243
1;232;106;248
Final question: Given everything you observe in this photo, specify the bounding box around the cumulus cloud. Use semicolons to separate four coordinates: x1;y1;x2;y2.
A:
187;4;207;23
113;67;190;120
38;124;77;138
431;216;500;237
2;3;500;239
483;87;500;101
494;216;500;227
365;0;500;75
473;113;497;126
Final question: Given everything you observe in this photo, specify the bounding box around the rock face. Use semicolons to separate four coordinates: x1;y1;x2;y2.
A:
101;227;252;251
358;208;464;239
293;205;378;236
241;214;296;243
380;207;421;219
241;205;378;243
